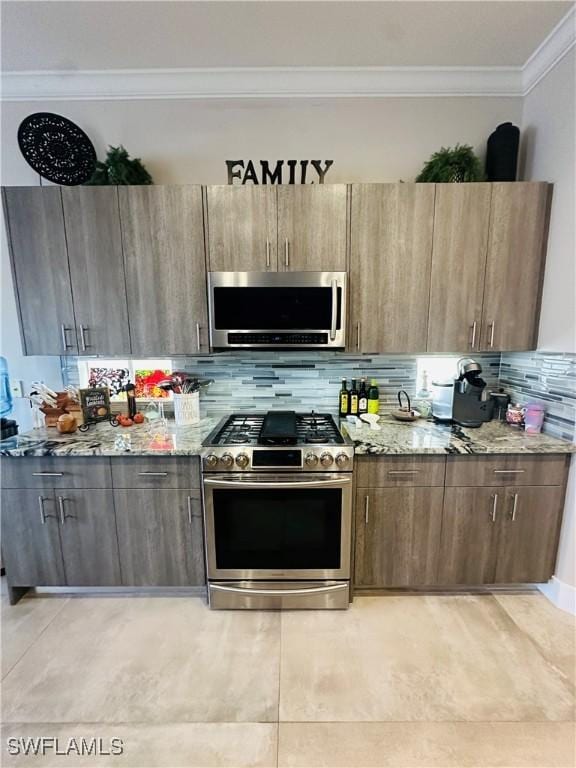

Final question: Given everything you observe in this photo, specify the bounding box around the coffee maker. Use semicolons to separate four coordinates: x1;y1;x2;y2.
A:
452;358;494;427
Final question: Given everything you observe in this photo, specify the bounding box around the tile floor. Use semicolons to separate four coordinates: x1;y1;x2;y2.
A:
1;589;574;767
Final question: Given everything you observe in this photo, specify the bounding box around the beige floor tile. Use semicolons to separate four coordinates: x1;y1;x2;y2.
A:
1;595;69;678
1;723;277;767
2;597;280;724
279;595;575;722
494;593;576;686
277;721;576;767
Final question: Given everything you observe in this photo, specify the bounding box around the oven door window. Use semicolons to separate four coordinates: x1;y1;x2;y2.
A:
213;287;342;330
212;488;342;569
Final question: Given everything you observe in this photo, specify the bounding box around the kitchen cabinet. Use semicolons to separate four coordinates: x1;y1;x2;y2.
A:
277;185;347;271
206;186;277;271
61;187;131;355
350;183;435;352
119;185;209;355
481;182;551;351
114;489;205;586
2;187;78;355
1;489;66;586
427;183;492;353
354;487;443;587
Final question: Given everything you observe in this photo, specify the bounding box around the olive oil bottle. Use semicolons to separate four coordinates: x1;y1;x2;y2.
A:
339;379;349;418
358;378;368;414
367;378;380;414
349;379;359;416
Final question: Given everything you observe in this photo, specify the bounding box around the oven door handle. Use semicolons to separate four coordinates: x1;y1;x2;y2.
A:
330;279;338;341
210;583;348;597
204;477;351;489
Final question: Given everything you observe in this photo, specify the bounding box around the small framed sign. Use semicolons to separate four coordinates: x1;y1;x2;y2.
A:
79;387;112;424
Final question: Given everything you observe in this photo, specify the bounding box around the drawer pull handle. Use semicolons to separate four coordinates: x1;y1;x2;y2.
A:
491;493;498;523
510;493;519;522
364;495;370;525
32;472;64;477
493;470;525;475
388;470;420;475
137;472;169;477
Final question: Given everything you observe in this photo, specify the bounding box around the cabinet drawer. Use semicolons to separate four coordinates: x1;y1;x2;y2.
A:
356;456;446;487
111;457;200;488
445;455;568;487
1;457;112;489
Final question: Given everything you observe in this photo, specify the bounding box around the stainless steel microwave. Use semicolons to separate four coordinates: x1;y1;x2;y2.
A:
208;271;347;349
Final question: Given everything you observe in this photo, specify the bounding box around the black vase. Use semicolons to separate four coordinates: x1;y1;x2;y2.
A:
485;122;520;181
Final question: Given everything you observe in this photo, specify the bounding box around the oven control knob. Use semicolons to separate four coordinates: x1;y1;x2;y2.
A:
335;452;350;468
320;452;334;467
235;453;250;469
205;454;219;469
220;453;234;468
305;452;319;467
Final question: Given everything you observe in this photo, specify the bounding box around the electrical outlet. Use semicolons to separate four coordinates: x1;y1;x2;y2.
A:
9;379;23;398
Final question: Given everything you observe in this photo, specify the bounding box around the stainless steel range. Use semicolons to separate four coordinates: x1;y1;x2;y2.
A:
201;411;354;610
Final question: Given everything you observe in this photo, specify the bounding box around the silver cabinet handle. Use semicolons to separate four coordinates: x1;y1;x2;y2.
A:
469;320;477;349
329;279;337;341
60;324;73;351
493;469;525;475
487;321;495;348
284;237;289;268
196;322;201;351
137;471;168;477
491;493;498;523
210;582;348;597
388;470;419;475
364;495;370;525
510;492;519;522
265;239;271;268
57;496;75;524
356;322;361;351
187;495;195;524
32;472;64;477
79;325;90;351
38;495;55;524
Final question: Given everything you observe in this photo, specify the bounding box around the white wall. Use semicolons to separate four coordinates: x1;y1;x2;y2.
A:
520;48;576;602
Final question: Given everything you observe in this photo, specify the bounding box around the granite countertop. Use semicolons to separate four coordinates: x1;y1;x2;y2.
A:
0;417;221;457
341;416;575;456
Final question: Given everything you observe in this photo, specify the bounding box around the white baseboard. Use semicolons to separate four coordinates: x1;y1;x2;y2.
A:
538;577;576;615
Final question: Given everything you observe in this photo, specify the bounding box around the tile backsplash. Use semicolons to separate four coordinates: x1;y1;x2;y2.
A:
500;352;576;441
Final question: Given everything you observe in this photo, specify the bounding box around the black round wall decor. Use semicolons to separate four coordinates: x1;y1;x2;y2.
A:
17;112;96;185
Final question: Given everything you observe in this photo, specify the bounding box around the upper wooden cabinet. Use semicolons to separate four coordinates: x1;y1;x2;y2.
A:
427;183;492;353
481;183;550;351
277;185;347;271
206;186;277;271
61;187;131;355
119;185;209;355
2;187;78;355
350;184;434;353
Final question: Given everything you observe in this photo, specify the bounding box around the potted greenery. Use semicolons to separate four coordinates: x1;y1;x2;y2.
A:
85;145;153;185
416;144;484;182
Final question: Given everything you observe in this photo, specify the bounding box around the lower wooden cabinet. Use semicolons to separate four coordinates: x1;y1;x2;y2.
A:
438;485;564;585
354;487;444;587
114;489;205;586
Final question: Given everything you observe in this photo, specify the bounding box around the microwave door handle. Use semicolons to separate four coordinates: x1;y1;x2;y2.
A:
330;279;337;341
204;478;351;489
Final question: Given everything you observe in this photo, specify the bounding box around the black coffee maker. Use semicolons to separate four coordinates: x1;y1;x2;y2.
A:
452;358;494;427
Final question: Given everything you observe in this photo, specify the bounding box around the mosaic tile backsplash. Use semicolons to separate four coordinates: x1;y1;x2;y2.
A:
500;352;576;441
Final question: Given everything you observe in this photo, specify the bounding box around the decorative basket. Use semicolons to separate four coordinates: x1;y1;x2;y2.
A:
173;392;200;426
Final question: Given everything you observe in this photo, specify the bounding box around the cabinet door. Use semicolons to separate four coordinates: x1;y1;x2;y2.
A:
2;187;78;355
57;490;121;586
62;187;131;355
438;487;500;584
494;486;564;583
1;490;65;586
355;487;443;587
350;184;434;352
114;489;205;586
427;184;491;353
120;186;208;355
481;183;550;351
206;186;277;271
277;185;347;271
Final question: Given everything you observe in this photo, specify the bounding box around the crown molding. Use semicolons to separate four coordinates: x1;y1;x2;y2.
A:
2;8;574;103
1;66;521;102
522;6;576;95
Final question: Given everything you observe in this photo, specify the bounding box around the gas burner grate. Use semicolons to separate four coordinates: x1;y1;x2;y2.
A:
207;412;344;447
